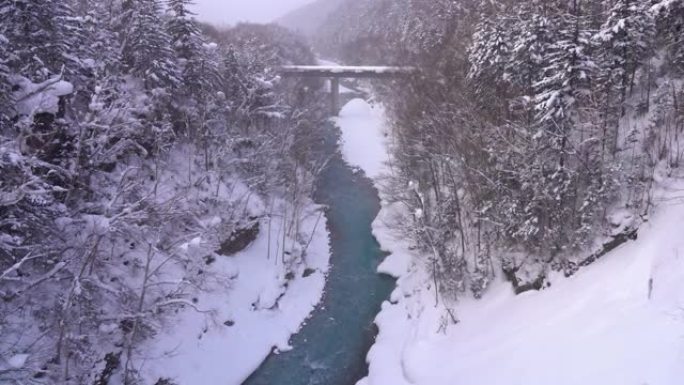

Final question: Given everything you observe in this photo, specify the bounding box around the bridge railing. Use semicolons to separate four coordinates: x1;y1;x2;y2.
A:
278;65;417;115
279;65;417;79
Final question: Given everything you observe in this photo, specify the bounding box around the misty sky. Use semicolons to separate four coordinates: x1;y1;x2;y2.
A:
191;0;315;26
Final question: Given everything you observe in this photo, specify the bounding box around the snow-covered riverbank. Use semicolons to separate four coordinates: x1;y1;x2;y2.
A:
136;149;332;385
338;98;684;385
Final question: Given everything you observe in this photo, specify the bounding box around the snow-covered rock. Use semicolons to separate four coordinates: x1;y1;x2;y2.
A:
11;75;74;116
7;354;29;369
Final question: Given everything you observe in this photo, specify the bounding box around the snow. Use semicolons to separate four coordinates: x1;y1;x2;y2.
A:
335;99;389;179
381;188;684;385
318;59;364;94
652;0;679;13
142;199;331;385
325;80;357;94
125;144;333;385
337;98;684;385
6;354;29;369
10;75;74;116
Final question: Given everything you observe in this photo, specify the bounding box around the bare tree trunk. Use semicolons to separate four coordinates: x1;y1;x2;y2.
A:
124;244;154;385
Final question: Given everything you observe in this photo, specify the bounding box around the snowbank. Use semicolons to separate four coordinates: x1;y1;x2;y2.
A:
338;98;684;385
335;99;389;180
141;148;332;385
11;75;74;116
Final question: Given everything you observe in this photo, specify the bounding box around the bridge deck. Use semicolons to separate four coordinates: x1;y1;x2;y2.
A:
280;65;415;79
280;65;415;115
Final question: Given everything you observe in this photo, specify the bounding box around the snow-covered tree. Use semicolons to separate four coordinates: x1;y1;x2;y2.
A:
468;16;514;121
0;0;85;79
653;0;684;74
121;0;179;89
534;6;594;144
0;34;12;119
506;13;552;123
167;0;201;61
596;0;655;108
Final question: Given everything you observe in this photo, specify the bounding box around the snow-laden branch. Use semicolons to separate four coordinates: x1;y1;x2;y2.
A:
0;251;40;281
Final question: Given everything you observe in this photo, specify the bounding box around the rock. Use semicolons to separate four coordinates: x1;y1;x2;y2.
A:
94;352;121;385
564;227;639;277
502;256;546;295
503;265;546;295
217;221;260;256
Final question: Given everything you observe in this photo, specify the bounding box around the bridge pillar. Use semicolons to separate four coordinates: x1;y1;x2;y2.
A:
330;78;340;116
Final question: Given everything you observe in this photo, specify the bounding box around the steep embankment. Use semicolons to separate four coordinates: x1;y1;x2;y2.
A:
363;175;684;385
337;98;684;385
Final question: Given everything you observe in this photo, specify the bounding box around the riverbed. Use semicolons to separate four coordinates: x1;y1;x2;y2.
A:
244;117;395;385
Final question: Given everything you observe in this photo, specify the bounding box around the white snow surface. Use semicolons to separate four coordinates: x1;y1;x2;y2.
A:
335;99;389;180
143;206;331;385
11;75;74;116
139;148;332;385
318;59;362;94
337;98;684;385
6;354;29;369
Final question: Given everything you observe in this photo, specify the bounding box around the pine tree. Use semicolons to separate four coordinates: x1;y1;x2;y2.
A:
167;0;222;96
534;2;594;147
530;1;598;250
0;33;12;120
82;4;122;74
167;0;201;61
507;13;553;123
468;16;514;121
653;0;684;74
596;0;655;109
593;0;655;154
0;0;84;79
121;0;180;89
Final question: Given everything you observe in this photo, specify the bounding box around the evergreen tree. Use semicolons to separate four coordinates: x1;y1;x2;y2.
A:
167;0;222;98
507;13;553;123
596;0;655;109
167;0;201;61
594;0;655;154
0;33;12;120
0;0;84;79
653;0;684;74
534;2;594;149
468;16;514;121
121;0;180;89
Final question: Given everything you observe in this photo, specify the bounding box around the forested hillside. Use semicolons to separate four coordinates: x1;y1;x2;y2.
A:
314;0;684;298
276;0;345;39
0;1;327;384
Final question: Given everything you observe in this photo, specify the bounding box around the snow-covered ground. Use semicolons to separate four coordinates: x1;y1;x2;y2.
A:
139;151;331;385
337;97;684;385
335;99;388;180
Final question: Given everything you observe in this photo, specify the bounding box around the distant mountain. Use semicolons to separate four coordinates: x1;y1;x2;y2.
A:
276;0;345;38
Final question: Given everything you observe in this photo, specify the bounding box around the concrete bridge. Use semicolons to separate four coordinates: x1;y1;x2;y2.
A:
279;65;416;115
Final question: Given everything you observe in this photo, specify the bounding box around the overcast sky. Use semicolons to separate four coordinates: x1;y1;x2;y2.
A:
191;0;315;26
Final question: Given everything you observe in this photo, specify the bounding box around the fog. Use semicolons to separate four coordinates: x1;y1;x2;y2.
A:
191;0;315;26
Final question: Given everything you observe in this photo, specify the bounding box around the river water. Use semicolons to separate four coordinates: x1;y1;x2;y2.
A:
243;122;395;385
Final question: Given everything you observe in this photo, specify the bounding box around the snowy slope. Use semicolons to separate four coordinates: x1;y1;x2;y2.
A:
138;150;331;385
142;206;330;385
337;98;684;385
